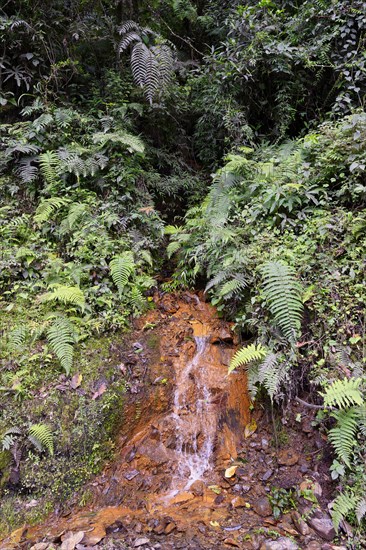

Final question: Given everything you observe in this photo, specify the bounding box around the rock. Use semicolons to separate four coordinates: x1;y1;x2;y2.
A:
307;511;336;541
291;511;310;536
262;469;273;481
242;485;251;493
82;525;106;546
278;449;299;466
210;328;233;344
223;538;240;547
304;542;322;550
261;438;269;449
169;491;194;505
230;496;248;508
260;537;299;550
30;544;49;550
299;479;322;499
164;522;176;535
134;539;150;548
124;469;140;480
253;496;272;517
190;480;205;497
61;532;85;550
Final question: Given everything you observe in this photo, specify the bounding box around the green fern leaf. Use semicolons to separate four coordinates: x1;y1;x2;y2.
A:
40;284;85;312
356;498;366;524
331;491;358;531
328;407;359;468
167;241;181;258
8;325;28;350
322;377;363;409
261;261;303;342
34;197;70;224
229;343;267;374
110;252;135;296
46;317;75;375
258;353;289;403
38;150;61;187
28;424;54;456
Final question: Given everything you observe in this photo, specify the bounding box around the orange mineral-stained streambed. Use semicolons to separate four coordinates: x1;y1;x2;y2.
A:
2;292;253;548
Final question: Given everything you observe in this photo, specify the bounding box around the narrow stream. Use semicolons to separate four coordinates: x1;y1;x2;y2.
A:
171;336;217;487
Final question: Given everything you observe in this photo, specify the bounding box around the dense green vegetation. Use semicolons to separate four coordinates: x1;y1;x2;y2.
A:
0;0;365;541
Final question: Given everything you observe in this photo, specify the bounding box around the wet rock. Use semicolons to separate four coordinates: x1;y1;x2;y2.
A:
230;496;248;508
61;532;85;550
235;467;246;478
253;496;272;517
134;538;150;547
169;491;194;505
30;544;49;550
164;522;176;534
260;537;299;550
242;485;251;493
82;525;106;546
278;449;299;466
210;328;233;344
223;538;240;547
291;511;310;536
124;469;140;481
190;480;205;497
262;469;273;481
307;511;336;541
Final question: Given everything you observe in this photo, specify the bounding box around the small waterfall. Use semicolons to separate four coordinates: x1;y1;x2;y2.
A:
170;337;217;487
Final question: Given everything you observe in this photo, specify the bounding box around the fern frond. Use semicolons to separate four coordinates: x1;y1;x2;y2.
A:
110;252;135;295
118;31;141;51
93;131;144;153
331;491;358;531
46;317;75;375
119;20;140;35
356;498;366;524
258;353;288;403
167;241;181;258
261;261;303;342
2;434;16;451
17;157;38;183
28;424;54;456
60;202;88;233
218;275;247;299
328;407;359;468
54;108;75;128
229;343;267;374
38;150;61;187
322;378;364;409
8;325;28;350
40;284;85;311
34;197;70;224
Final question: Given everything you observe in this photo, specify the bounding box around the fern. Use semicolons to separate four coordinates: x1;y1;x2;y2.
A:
217;275;247;300
356;498;366;524
40;284;85;311
28;424;54;456
331;491;358;531
93;131;144;153
261;261;303;342
321;377;364;409
46;317;75;375
258;353;288;403
328;407;359;468
229;343;267;374
38;150;61;187
34;197;70;224
110;252;135;296
17;157;38;183
8;325;28;350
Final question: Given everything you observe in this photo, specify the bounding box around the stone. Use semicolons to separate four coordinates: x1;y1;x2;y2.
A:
124;469;140;480
169;491;195;505
260;537;299;550
190;479;205;497
242;485;251;493
61;532;85;550
253;496;272;517
164;522;176;535
291;511;310;536
223;538;240;547
307;512;336;541
230;496;248;508
134;539;150;548
30;544;49;550
262;469;273;481
305;542;322;550
278;449;299;466
299;479;322;499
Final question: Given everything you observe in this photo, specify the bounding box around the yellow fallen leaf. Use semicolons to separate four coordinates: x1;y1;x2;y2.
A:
210;521;220;528
208;485;221;494
224;465;237;478
244;419;257;438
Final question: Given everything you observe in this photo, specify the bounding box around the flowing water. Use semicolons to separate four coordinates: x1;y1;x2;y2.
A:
171;336;217;486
